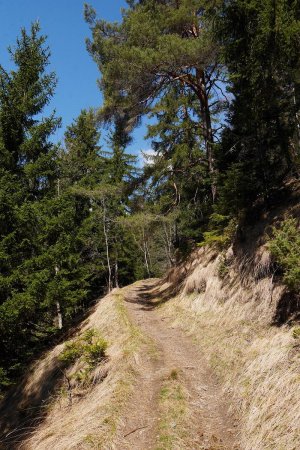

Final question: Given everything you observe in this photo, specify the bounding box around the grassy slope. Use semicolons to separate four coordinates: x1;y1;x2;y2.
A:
0;285;147;450
161;248;300;450
1;187;299;449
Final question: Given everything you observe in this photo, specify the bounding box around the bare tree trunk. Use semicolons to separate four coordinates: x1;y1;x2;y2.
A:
163;222;174;268
196;67;216;202
114;260;119;288
145;241;152;275
56;302;63;330
55;265;63;329
293;86;300;155
102;199;112;292
142;228;151;278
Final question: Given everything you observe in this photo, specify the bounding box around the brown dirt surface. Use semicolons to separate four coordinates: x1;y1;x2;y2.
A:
115;280;239;450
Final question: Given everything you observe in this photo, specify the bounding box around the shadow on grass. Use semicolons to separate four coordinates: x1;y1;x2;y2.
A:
0;356;65;450
0;298;102;450
273;291;300;325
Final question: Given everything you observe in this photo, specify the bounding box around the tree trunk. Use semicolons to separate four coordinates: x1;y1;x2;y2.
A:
163;222;174;268
114;260;119;288
102;199;112;292
196;68;217;202
55;265;63;329
142;228;151;278
293;86;300;155
56;301;63;330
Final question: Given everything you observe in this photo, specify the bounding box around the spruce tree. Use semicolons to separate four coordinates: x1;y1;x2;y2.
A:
216;0;300;213
0;23;60;386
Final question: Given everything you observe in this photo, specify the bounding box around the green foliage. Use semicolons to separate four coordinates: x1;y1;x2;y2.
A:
0;367;11;390
292;327;300;339
85;0;221;118
218;0;300;207
199;214;237;249
1;0;300;395
268;218;300;291
218;254;230;279
59;329;108;368
86;0;226;204
59;341;83;365
0;23;62;387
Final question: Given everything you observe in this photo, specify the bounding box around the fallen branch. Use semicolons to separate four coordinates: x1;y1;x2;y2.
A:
124;425;148;438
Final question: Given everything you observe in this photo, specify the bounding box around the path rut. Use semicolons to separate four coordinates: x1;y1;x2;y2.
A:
115;280;238;450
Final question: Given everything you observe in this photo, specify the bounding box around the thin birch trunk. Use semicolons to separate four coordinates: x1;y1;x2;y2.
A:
142;228;151;278
102;199;112;292
163;222;174;267
114;260;119;288
55;265;63;329
55;179;62;329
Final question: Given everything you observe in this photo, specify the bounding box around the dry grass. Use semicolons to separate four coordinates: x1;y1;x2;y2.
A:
20;286;145;450
156;370;189;450
162;246;300;450
2;215;299;450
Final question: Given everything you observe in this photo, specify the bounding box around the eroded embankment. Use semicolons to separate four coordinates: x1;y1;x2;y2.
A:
158;244;300;450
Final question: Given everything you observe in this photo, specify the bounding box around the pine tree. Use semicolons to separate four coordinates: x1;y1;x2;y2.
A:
144;84;213;246
85;0;227;201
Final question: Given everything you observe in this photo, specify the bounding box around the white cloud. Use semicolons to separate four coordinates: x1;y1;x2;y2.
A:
139;148;156;167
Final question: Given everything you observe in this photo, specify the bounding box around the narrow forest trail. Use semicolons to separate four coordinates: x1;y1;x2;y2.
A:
114;280;239;450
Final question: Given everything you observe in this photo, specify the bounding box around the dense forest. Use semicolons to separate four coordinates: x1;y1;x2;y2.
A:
0;0;299;390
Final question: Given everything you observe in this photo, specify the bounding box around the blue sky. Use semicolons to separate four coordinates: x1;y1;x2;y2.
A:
0;0;151;157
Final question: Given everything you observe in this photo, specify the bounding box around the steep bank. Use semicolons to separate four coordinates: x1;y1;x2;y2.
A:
160;246;300;450
0;286;146;449
157;188;300;449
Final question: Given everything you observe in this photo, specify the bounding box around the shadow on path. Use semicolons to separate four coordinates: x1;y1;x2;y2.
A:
124;278;182;311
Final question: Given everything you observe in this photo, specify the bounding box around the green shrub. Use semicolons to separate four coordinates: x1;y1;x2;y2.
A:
218;254;230;279
59;341;83;364
83;340;108;365
292;326;300;339
198;214;237;249
59;328;108;368
268;218;300;291
82;329;97;344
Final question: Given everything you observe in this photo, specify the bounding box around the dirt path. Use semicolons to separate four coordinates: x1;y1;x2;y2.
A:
115;280;239;450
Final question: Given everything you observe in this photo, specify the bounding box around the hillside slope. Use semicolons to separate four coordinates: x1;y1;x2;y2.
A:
0;192;300;450
0;281;239;450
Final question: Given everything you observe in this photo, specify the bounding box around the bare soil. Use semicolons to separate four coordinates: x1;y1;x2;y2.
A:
115;280;239;450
